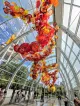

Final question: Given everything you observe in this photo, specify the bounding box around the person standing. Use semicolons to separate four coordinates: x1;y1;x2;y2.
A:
41;88;44;102
58;94;62;106
9;86;16;104
0;87;5;105
64;95;68;106
15;90;20;103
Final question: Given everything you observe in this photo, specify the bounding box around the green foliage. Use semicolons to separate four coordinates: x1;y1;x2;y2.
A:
0;62;28;87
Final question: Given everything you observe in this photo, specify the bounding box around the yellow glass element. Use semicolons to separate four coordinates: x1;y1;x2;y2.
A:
5;34;16;44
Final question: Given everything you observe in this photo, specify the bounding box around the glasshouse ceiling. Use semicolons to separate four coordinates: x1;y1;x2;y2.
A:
0;0;80;95
0;0;61;88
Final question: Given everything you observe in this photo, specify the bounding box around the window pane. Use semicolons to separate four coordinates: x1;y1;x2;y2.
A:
66;65;70;73
69;52;76;64
65;46;70;57
79;55;80;61
73;0;80;6
69;6;80;33
63;4;70;27
63;58;67;67
67;36;73;48
64;0;71;3
72;43;79;55
74;60;80;73
62;31;67;42
62;69;67;80
77;26;80;38
71;79;77;88
19;0;33;10
77;72;80;82
69;71;74;80
61;65;68;80
61;41;66;51
48;14;53;22
61;54;64;63
66;77;70;89
61;65;71;89
60;65;63;70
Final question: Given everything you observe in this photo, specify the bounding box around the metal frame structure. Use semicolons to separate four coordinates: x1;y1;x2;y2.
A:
59;71;71;98
59;49;80;86
0;0;80;102
61;25;80;47
59;0;80;100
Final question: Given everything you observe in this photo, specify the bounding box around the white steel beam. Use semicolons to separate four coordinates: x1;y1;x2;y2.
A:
61;25;80;47
59;48;80;87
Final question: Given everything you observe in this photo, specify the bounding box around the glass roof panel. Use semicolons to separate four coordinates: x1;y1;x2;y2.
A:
63;4;70;27
8;19;23;32
70;6;80;24
77;26;80;38
55;73;62;85
0;1;12;22
79;54;80;61
69;71;74;80
0;0;58;86
72;43;80;55
60;53;64;63
60;54;64;62
77;72;80;82
48;14;53;23
74;60;80;73
71;78;77;88
69;52;76;64
2;0;80;90
25;31;37;43
23;61;32;67
62;31;67;42
67;36;73;48
19;0;34;10
61;40;66;51
66;65;70;74
69;6;80;33
65;45;70;57
46;57;56;65
64;0;71;3
63;58;67;67
61;0;80;90
73;0;80;6
60;64;71;89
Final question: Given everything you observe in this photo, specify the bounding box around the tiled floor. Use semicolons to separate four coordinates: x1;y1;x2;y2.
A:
4;98;64;106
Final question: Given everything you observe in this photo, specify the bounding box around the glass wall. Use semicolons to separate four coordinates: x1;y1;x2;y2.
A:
63;0;80;39
60;0;80;92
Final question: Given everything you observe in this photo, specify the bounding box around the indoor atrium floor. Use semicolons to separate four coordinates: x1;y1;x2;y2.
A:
4;98;64;106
